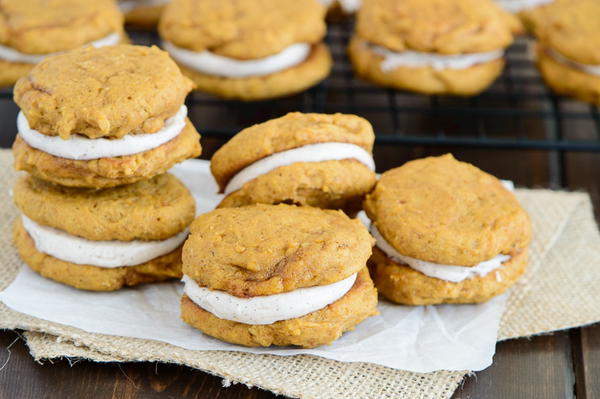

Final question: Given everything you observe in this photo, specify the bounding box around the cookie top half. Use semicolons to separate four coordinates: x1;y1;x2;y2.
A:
0;0;123;55
14;45;194;139
355;0;517;54
526;0;600;65
211;112;375;191
364;154;532;266
13;173;195;241
182;204;374;297
159;0;326;59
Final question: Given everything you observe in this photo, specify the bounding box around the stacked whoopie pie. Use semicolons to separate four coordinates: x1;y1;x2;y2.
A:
0;0;127;87
348;0;521;96
12;45;202;291
210;112;377;214
159;0;332;100
365;154;532;305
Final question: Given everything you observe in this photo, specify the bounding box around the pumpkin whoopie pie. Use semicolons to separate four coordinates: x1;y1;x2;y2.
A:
527;0;600;105
364;154;532;305
210;112;376;214
13;173;195;291
348;0;520;95
0;0;126;87
12;45;201;188
180;204;378;348
159;0;332;100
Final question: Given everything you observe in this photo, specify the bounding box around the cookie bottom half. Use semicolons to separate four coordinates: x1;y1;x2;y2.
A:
218;159;376;215
13;118;201;188
181;268;378;348
537;45;600;106
13;218;183;291
178;43;332;101
368;246;528;305
348;37;505;96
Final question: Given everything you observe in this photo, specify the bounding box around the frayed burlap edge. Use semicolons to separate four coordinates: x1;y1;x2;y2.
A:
3;150;600;399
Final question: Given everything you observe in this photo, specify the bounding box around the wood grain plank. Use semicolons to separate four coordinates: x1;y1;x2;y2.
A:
0;331;279;399
453;333;575;399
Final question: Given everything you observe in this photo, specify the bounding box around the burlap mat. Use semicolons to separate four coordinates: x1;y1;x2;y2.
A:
2;149;600;399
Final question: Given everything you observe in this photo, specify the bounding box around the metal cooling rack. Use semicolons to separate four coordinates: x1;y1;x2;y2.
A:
1;21;599;154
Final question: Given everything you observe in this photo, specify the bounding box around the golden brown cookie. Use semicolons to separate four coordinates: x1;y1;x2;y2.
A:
183;204;374;297
13;173;195;241
525;0;600;105
13;119;201;188
364;154;532;305
365;154;531;266
0;0;123;55
14;45;193;139
159;0;330;100
178;43;332;101
159;0;325;58
0;0;125;86
211;112;376;210
348;38;506;96
349;0;517;95
368;247;528;305
181;268;378;348
14;218;182;291
536;45;600;105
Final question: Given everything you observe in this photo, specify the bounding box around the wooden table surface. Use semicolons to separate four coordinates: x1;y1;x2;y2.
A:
1;138;599;398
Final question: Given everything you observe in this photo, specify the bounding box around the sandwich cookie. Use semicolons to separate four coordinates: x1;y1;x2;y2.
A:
0;0;126;87
159;0;332;100
12;45;201;188
348;0;520;95
528;0;600;105
211;112;376;213
119;0;169;28
13;173;195;291
180;204;378;348
364;154;532;305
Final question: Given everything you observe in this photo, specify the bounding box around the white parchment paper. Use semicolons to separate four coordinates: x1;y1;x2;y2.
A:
0;159;508;373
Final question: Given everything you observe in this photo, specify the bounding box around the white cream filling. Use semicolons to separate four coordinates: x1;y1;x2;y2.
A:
495;0;551;13
368;42;504;72
162;41;311;78
119;0;169;13
18;105;187;160
182;273;357;325
371;225;510;283
0;33;120;64
547;48;600;77
22;215;188;268
224;142;376;195
319;0;361;13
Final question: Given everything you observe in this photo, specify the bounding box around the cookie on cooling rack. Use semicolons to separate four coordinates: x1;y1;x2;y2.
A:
13;173;195;291
0;0;126;87
364;154;532;305
526;0;600;105
119;0;168;29
12;45;201;188
180;204;378;348
348;0;521;96
210;112;376;214
158;0;332;101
